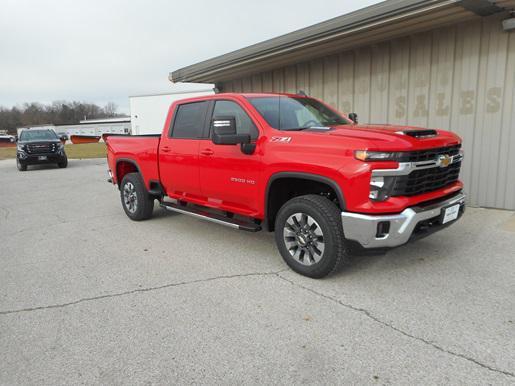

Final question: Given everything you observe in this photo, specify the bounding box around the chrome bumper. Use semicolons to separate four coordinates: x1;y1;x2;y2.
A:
341;193;466;249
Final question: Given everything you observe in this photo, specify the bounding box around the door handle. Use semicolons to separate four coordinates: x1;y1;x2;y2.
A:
200;149;214;156
161;146;171;153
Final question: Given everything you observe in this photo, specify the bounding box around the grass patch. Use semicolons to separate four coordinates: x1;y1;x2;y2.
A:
0;147;16;160
0;142;107;161
65;143;107;159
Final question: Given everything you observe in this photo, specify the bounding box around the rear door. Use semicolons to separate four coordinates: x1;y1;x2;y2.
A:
198;99;262;216
158;101;209;200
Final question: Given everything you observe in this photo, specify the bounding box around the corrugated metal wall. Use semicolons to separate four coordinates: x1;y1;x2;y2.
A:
221;15;515;210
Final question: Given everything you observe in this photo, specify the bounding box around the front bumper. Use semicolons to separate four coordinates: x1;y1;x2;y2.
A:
341;192;466;249
17;151;66;164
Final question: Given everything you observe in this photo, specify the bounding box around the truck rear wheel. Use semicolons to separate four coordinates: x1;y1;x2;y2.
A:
274;194;348;278
120;172;154;221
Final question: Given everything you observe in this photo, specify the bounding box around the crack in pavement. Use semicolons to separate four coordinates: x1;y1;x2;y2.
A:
0;206;10;220
0;270;286;316
1;214;117;238
275;273;515;379
1;268;512;379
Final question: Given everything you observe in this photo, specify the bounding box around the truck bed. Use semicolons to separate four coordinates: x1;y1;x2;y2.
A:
106;134;161;187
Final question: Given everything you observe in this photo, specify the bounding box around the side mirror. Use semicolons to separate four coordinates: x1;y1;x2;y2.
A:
212;116;250;145
60;135;68;142
348;113;358;124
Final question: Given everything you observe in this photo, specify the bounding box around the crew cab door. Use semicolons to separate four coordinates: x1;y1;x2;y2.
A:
198;99;262;216
158;101;210;200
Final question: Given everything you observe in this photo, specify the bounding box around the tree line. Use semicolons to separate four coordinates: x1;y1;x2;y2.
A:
0;101;123;134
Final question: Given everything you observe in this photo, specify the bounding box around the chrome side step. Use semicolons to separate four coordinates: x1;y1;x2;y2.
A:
160;202;261;232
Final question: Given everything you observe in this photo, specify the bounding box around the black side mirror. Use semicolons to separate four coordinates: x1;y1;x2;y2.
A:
348;113;358;124
212;116;250;145
60;135;68;142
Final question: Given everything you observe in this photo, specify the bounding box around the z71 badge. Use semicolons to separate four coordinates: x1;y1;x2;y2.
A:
270;136;292;143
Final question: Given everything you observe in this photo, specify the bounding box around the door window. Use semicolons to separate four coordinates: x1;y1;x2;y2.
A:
212;100;259;140
171;101;209;138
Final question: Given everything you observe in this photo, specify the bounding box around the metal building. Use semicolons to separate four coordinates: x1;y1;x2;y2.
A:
171;0;515;210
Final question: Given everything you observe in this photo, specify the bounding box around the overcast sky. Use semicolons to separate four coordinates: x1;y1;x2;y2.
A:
0;0;380;113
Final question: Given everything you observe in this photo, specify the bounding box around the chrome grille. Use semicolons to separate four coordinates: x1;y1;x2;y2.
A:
26;143;56;154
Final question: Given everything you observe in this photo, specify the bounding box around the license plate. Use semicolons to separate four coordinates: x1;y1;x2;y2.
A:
442;204;460;224
38;156;47;161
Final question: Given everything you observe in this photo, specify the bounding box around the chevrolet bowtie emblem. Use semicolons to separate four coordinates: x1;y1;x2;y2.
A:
438;154;452;168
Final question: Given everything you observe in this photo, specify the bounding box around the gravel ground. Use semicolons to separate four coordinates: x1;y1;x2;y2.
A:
0;158;514;385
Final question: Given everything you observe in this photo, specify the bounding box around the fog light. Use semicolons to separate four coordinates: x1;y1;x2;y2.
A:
376;221;390;238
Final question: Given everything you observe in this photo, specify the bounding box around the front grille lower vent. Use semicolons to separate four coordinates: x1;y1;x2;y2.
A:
392;161;461;196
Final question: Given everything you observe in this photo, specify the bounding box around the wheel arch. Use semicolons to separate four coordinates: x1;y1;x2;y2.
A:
115;158;141;188
264;172;346;231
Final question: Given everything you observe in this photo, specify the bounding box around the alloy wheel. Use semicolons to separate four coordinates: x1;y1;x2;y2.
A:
123;182;138;214
283;212;325;266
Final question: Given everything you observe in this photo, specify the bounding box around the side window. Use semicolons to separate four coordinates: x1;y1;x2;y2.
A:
171;101;209;138
212;100;259;140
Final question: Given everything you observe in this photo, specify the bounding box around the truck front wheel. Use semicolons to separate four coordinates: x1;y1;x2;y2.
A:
120;172;154;221
57;156;68;168
16;158;27;172
274;194;348;278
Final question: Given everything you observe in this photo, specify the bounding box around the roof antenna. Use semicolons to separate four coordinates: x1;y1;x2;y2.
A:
297;90;307;97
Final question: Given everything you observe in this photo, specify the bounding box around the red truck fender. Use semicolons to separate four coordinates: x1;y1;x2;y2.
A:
264;172;346;231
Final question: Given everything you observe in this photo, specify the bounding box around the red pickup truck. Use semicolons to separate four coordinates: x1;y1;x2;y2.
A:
106;92;465;278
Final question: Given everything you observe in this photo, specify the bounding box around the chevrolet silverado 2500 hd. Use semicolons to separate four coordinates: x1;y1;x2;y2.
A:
106;93;465;278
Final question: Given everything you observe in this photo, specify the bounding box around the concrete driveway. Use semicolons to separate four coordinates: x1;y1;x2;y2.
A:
0;158;514;385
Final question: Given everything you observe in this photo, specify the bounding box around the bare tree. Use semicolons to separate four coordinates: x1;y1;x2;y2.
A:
0;101;123;134
103;102;118;117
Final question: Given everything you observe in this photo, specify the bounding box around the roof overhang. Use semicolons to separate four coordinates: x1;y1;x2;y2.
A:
171;0;514;84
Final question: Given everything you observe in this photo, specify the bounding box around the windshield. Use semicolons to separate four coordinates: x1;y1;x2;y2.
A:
20;130;58;141
247;96;349;130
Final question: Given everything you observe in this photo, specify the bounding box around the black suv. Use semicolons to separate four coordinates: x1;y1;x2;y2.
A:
16;129;68;171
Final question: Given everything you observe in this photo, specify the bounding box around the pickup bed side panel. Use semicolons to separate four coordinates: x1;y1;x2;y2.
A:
107;136;160;189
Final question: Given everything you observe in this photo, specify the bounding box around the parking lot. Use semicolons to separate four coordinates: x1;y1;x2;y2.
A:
0;158;514;384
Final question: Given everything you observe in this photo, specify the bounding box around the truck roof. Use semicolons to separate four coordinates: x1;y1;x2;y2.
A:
178;92;308;101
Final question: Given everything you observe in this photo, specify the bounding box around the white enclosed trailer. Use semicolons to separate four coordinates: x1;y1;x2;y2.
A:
129;89;214;135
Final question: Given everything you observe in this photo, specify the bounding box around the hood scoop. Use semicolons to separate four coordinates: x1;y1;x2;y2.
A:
397;129;437;138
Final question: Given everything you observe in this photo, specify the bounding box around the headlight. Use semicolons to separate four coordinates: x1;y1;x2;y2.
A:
369;175;396;201
355;150;399;161
17;144;25;152
57;142;64;150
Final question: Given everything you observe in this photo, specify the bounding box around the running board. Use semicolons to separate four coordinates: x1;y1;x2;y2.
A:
160;202;261;232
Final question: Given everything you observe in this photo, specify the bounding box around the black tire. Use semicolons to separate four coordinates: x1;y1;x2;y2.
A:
274;194;348;278
120;172;154;221
58;156;68;168
16;158;27;172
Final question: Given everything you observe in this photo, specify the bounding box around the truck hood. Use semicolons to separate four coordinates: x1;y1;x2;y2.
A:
299;124;461;151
